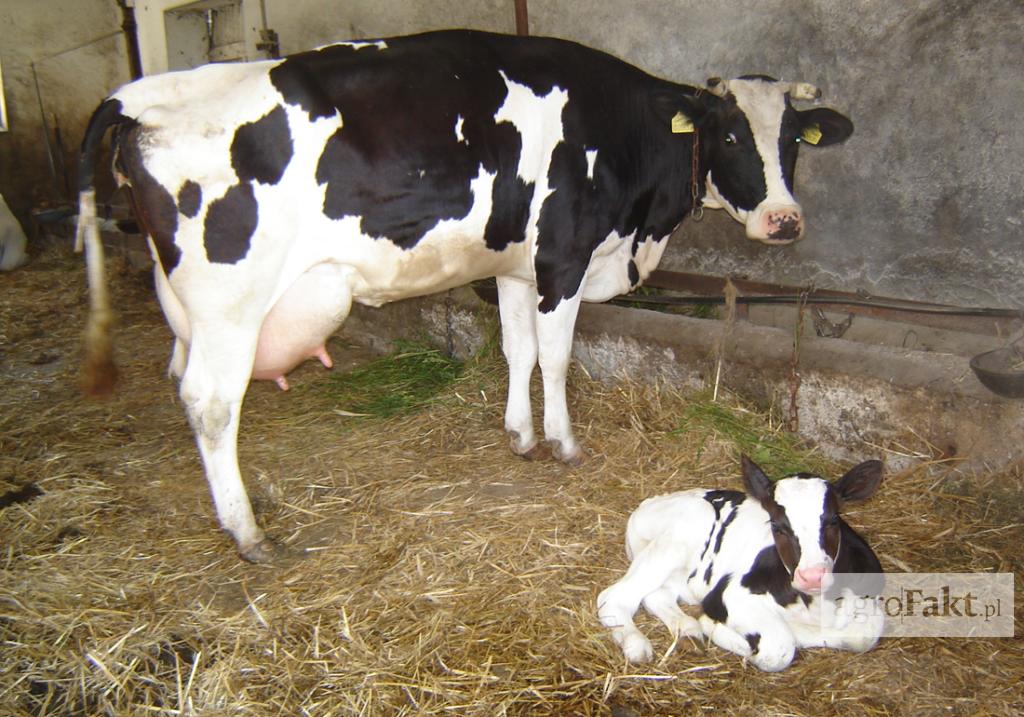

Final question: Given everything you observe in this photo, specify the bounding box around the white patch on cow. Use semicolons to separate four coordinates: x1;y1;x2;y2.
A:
494;70;568;262
583;230;670;302
717;79;803;241
0;191;28;271
455;114;466;143
317;40;389;51
773;478;832;572
585;149;597;180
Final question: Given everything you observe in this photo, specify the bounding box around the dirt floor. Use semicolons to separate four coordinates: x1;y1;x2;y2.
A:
1;244;1022;716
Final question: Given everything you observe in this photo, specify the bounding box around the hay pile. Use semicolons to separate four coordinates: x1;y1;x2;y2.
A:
1;245;1022;716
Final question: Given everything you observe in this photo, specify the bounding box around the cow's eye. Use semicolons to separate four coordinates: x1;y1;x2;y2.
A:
724;132;737;145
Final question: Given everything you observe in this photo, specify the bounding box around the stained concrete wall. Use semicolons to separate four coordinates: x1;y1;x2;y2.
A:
0;0;131;225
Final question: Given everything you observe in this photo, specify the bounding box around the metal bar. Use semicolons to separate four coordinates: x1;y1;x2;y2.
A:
514;0;529;36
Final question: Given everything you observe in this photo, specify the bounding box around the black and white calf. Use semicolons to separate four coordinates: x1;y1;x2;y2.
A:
76;30;854;560
598;457;885;671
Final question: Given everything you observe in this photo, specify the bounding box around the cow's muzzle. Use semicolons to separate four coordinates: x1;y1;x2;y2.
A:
747;204;805;245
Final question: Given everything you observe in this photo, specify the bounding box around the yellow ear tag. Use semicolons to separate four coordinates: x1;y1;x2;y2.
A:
801;124;822;145
671;111;694;134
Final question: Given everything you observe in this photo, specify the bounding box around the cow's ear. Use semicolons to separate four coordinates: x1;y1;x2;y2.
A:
834;460;883;503
741;455;774;502
654;90;712;135
796;107;853;147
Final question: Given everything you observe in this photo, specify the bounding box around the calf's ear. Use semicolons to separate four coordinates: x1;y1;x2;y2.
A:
796;107;854;147
834;460;883;503
741;455;774;502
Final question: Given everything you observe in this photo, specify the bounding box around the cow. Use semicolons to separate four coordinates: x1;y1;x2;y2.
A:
597;456;885;671
75;30;854;561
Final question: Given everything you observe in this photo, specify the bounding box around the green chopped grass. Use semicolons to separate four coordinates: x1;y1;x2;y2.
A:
322;340;464;418
671;393;829;478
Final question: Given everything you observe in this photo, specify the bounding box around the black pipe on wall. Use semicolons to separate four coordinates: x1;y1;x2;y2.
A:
118;0;143;80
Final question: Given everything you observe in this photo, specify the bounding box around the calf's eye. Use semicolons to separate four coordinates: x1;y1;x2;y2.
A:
725;132;737;145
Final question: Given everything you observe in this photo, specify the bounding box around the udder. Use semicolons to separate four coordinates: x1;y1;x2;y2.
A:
252;263;355;390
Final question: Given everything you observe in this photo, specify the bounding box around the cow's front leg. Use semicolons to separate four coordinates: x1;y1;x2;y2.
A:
179;323;276;563
496;276;541;458
535;290;584;464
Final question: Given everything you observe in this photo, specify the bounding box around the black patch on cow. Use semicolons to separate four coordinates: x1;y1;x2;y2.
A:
231;105;294;185
535;143;602;312
204;182;258;264
698;490;745;577
824;520;885;601
627;260;640;287
268;59;337;122
702;574;731;623
116;123;182;275
705;104;766;212
741;545;810;608
745;632;762;655
177;181;202;218
713;503;740;554
483;122;533;251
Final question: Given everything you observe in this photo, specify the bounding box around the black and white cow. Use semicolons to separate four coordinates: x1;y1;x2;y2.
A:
598;456;885;671
76;30;854;561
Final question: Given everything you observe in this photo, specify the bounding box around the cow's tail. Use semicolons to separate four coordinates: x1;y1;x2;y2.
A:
77;99;127;395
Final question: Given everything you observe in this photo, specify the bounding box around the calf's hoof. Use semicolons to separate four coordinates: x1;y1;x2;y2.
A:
617;630;654;663
238;536;284;564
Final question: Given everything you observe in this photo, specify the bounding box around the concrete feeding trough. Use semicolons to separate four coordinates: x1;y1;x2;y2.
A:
343;272;1024;474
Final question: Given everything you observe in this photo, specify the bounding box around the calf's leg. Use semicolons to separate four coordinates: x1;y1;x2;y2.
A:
598;533;690;662
699;591;797;671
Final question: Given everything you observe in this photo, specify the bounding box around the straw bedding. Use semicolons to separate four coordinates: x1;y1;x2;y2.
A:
1;245;1021;716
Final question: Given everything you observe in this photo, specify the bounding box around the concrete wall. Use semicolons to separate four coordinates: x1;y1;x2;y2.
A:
0;0;131;223
4;0;1021;313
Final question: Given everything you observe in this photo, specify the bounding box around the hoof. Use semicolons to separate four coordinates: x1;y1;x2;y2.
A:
514;441;551;461
551;441;585;467
508;432;547;461
238;537;284;564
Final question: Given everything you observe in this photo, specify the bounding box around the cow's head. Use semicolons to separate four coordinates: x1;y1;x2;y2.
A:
742;455;883;595
681;76;853;244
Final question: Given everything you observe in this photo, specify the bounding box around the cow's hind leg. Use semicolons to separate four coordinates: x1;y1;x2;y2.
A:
496;277;541;458
598;533;689;662
643;584;702;642
179;323;274;562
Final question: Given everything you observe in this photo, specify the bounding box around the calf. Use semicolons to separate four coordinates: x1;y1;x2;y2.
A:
598;456;885;671
76;30;854;561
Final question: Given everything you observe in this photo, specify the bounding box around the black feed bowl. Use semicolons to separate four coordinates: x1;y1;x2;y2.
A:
970;347;1024;399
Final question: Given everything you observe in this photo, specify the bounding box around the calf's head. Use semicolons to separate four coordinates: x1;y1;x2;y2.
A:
742;455;883;595
685;76;853;244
